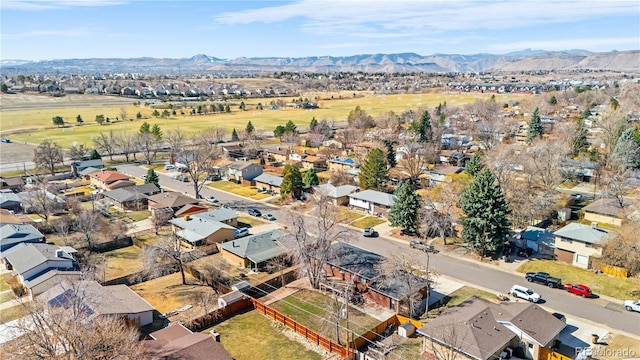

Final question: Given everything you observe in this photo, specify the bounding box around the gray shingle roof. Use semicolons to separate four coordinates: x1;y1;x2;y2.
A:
102;183;160;203
314;183;358;198
229;160;256;170
170;216;235;241
3;243;75;276
253;173;283;187
220;230;286;264
348;189;395;207
0;190;21;206
0;223;44;251
553;222;610;244
192;208;238;223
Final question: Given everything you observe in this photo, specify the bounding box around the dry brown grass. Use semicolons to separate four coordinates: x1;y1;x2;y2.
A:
130;272;211;314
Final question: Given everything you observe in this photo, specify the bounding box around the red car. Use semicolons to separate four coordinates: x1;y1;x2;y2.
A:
563;283;592;298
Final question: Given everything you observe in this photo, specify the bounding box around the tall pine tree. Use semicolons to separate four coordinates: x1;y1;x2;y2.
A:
464;152;484;176
359;148;387;190
526;107;544;142
388;181;421;234
281;164;303;198
303;168;320;188
460;168;511;257
410;110;432;142
145;168;160;189
382;139;397;168
231;128;239;142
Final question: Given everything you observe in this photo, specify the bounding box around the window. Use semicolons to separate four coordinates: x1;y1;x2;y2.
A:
560;237;572;243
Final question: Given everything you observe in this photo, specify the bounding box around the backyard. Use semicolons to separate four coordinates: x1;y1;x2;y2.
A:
130;272;214;315
517;259;640;300
103;245;144;281
270;289;381;344
215;310;323;360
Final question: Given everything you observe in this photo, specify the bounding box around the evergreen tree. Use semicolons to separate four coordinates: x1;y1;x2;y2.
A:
582;108;592;119
89;149;101;160
52;116;64;127
239;101;245;110
388;181;421;234
274;125;286;141
136;112;142;119
382;139;397;168
303;168;319;189
285;120;297;134
549;95;558;105
613;128;640;169
151;124;163;141
218;104;225;112
610;97;619;110
281;164;303;198
309;116;318;130
245;121;255;135
526;107;544;142
145;168;160;189
570;119;589;157
139;121;151;134
152;109;160;118
359;148;387;190
231;128;239;142
225;105;231;113
76;114;83;124
460;168;511;257
410;110;432;142
464;152;484;176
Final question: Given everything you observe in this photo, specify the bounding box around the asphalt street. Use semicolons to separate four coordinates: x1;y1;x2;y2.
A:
117;164;640;337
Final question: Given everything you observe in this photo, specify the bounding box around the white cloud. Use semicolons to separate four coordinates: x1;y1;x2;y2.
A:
313;42;380;49
488;37;640;53
213;0;637;33
2;27;101;39
2;0;124;10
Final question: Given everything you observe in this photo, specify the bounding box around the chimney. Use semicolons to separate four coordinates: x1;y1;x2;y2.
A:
591;222;598;229
184;215;191;221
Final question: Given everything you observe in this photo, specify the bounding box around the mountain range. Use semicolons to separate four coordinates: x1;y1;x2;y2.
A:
2;50;638;74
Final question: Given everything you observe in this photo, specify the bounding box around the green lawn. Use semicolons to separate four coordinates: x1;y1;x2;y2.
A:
1;93;520;148
517;259;640;300
0;304;29;324
271;289;381;343
208;181;265;198
350;216;386;229
215;310;323;360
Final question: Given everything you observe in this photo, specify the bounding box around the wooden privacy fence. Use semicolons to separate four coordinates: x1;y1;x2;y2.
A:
540;347;573;360
184;297;253;332
251;298;351;358
352;315;399;350
600;264;628;278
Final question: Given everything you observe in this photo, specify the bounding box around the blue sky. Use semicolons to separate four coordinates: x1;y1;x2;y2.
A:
1;0;638;61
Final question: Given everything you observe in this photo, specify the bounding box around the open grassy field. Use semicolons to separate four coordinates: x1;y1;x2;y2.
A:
0;92;521;148
271;289;381;343
215;310;323;360
516;259;640;300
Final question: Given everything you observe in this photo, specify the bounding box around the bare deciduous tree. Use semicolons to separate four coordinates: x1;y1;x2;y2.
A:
595;109;628;166
67;144;89;162
286;192;349;289
329;171;355;186
93;131;117;161
33;140;64;175
114;131;138;162
74;209;103;250
141;236;204;285
21;179;63;225
201;262;231;294
2;281;144;359
170;130;220;199
426;323;468;360
601;219;640;276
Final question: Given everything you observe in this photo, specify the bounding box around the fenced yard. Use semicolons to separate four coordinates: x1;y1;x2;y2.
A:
130;272;214;316
104;245;143;281
270;289;381;344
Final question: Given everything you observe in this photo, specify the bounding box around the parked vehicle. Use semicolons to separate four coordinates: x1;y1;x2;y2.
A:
510;285;541;303
623;300;640;312
1;138;11;143
563;283;592;298
410;240;439;253
177;175;189;182
262;213;276;221
525;272;562;288
139;175;147;181
234;227;249;238
552;312;566;323
164;164;175;170
248;207;261;217
204;196;218;203
363;228;378;237
516;247;534;258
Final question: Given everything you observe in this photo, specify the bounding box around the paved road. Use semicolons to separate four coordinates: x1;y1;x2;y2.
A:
117;164;640;337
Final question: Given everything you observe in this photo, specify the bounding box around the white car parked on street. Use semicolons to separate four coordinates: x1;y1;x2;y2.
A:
510;285;541;303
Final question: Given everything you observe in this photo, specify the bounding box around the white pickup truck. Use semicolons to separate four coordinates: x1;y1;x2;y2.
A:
623;300;640;312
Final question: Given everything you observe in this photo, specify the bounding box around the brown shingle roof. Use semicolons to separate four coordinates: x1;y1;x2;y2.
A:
90;170;130;182
147;192;198;208
146;324;232;360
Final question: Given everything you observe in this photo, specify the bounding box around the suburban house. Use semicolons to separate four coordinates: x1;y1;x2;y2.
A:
253;173;283;193
0;176;24;192
220;229;287;271
227;161;263;184
328;157;358;172
512;226;555;257
2;243;80;298
71;159;104;175
0;190;21;212
42;280;155;327
90;170;134;190
147;192;199;214
553;223;610;269
0;209;32;225
428;165;463;186
301;155;328;171
144;323;232;360
0;223;45;252
170;215;235;247
349;189;395;216
582;198;631;226
101;183;160;211
323;242;429;315
264;148;290;162
314;183;358;205
417;298;565;360
195;207;239;226
174;204;209;218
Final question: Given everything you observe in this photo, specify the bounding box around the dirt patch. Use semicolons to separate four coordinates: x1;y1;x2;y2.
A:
0;142;37;165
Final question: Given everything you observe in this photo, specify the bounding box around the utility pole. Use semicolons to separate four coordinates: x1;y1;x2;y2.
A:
344;283;350;353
